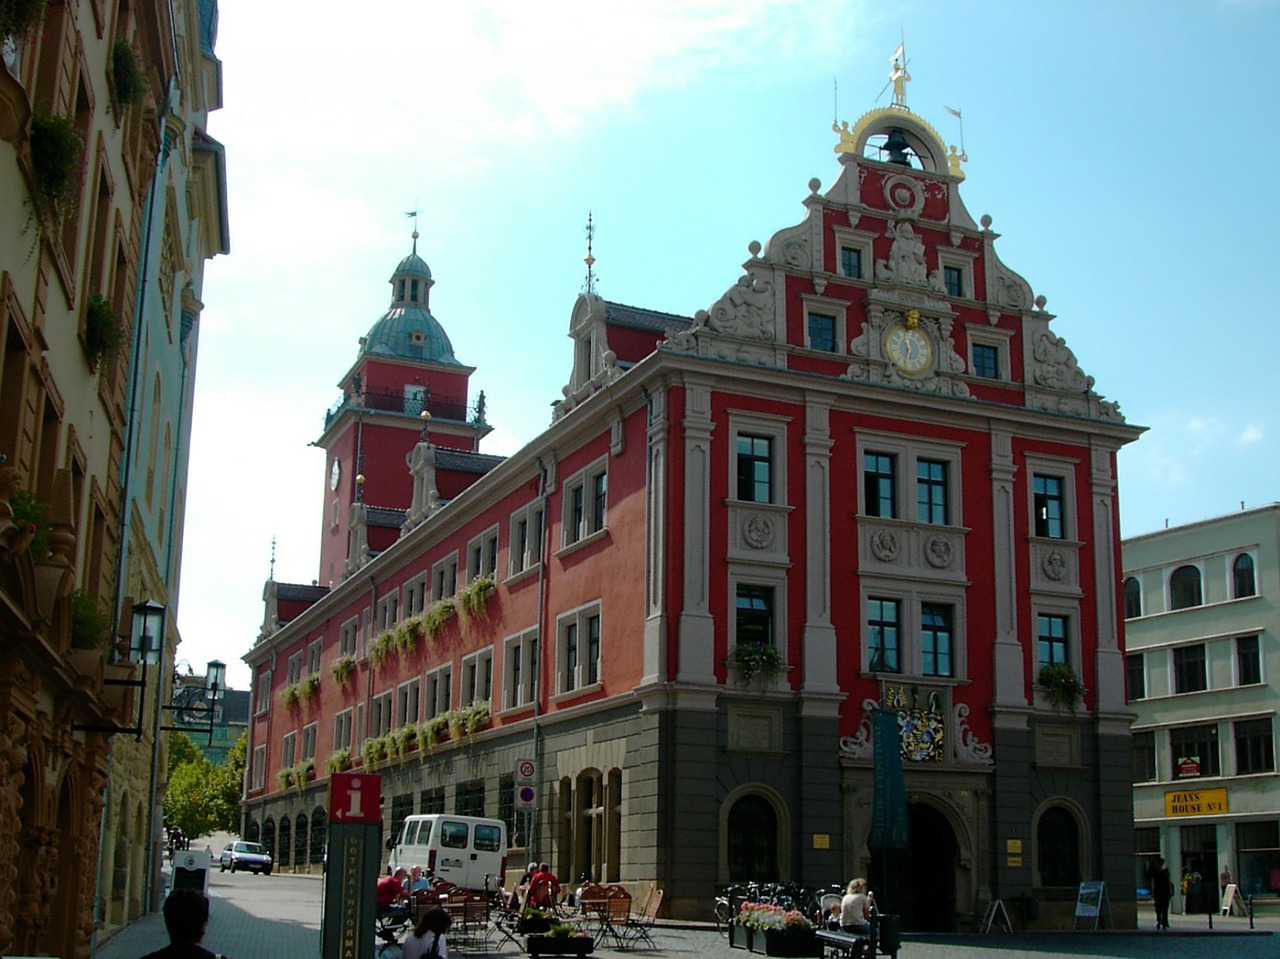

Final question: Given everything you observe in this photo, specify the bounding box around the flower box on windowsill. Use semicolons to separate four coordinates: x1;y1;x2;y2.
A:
526;934;594;956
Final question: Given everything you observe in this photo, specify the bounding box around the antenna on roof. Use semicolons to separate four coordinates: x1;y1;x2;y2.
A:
583;211;597;295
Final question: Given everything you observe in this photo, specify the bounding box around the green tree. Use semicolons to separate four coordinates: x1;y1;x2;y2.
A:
163;730;247;836
166;731;204;775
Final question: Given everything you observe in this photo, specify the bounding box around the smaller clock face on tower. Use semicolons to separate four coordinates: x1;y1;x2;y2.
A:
884;323;932;374
330;458;342;491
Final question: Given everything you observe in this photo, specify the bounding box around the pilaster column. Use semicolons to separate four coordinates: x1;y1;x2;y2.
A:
676;378;717;685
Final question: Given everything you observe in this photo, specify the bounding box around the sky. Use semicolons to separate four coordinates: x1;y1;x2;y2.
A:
178;0;1280;688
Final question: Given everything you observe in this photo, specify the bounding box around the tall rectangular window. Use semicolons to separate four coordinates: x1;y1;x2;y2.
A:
1037;614;1068;667
1033;475;1065;538
972;343;999;379
920;603;953;677
868;598;900;673
864;452;897;518
943;265;964;297
1127;653;1146;701
505;630;539;709
841;246;862;279
334;709;353;751
1173;644;1207;694
808;312;837;352
735;585;774;647
564;621;578;692
587;614;601;686
1170;724;1220;777
564;462;608;545
1234;718;1274;775
1132;731;1156;782
1238;635;1261;685
736;435;773;503
916;459;949;525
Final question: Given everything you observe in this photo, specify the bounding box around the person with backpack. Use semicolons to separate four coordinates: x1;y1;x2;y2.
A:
403;905;451;959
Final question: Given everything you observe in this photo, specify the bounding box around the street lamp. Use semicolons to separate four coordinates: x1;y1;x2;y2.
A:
163;659;227;745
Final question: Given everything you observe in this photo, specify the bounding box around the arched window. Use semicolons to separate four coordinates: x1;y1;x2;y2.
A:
1169;565;1202;611
1123;577;1142;619
1037;806;1080;888
295;813;308;866
1233;554;1256;599
278;816;291;866
261;818;275;861
727;795;778;882
246;819;260;843
310;808;327;864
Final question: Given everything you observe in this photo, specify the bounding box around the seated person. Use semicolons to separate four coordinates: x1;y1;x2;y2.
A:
840;878;872;934
526;862;561;909
406;866;432;893
377;868;411;920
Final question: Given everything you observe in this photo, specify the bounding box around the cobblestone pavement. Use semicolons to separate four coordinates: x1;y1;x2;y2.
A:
93;868;1277;959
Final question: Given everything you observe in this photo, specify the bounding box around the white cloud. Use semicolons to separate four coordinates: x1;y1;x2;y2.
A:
1238;424;1264;445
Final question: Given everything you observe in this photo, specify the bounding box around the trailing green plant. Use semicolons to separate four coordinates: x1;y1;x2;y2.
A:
300;672;320;701
84;293;125;366
547;924;578;938
392;616;420;652
421;714;450;750
361;734;390;768
457;699;490;735
1038;662;1085;712
422;596;456;638
0;0;48;42
295;758;314;792
732;641;783;684
457;576;495;621
8;489;50;558
331;654;355;686
28;110;83;221
277;767;295;791
325;749;351;774
369;630;394;667
111;39;146;106
279;684;300;709
69;588;112;649
392;724;417;760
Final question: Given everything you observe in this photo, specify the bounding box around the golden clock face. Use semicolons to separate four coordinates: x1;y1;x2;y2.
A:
884;324;931;373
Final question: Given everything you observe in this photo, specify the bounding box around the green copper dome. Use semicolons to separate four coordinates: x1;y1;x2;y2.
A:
361;244;461;365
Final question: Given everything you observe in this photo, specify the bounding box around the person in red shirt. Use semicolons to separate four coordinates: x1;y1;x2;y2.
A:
526;863;561;908
377;868;410;918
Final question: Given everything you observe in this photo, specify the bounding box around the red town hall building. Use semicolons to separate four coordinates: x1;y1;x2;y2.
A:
243;102;1142;928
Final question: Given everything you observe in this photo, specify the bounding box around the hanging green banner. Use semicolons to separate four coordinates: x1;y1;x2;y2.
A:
869;707;909;849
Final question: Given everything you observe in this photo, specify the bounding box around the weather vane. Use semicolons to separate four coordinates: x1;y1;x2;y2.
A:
583;211;597;295
405;208;419;252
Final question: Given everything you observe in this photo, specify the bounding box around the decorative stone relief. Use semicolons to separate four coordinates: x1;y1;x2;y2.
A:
727;503;789;565
1030;329;1091;393
838;699;879;760
728;704;784;754
953;703;993;765
874;222;938;290
883;175;925;217
869;529;899;562
742;513;776;550
923;535;953;569
1042;549;1067;581
782;235;811;271
697;272;776;341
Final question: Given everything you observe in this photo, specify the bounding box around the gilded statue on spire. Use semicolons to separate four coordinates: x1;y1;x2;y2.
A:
890;56;910;107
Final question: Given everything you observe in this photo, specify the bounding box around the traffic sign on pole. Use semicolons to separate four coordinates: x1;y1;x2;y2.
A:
516;784;536;807
517;759;537;782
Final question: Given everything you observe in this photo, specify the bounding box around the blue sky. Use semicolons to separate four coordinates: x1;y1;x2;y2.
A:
182;0;1280;686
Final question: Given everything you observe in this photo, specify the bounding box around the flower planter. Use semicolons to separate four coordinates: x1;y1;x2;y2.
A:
731;925;817;957
526;934;594;956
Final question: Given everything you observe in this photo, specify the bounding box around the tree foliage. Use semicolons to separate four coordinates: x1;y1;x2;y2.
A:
162;730;247;837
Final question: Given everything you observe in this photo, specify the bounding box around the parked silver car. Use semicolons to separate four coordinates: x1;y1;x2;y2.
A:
219;840;273;875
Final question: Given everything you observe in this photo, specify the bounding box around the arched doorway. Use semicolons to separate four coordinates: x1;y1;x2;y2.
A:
873;803;958;932
727;794;778;882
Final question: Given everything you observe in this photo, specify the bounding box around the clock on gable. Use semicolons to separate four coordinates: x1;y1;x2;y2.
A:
884;309;932;374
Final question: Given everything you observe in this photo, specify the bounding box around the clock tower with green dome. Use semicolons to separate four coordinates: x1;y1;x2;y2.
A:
314;229;500;588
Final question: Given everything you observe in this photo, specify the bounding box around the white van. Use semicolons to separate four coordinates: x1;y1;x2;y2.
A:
388;814;508;891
